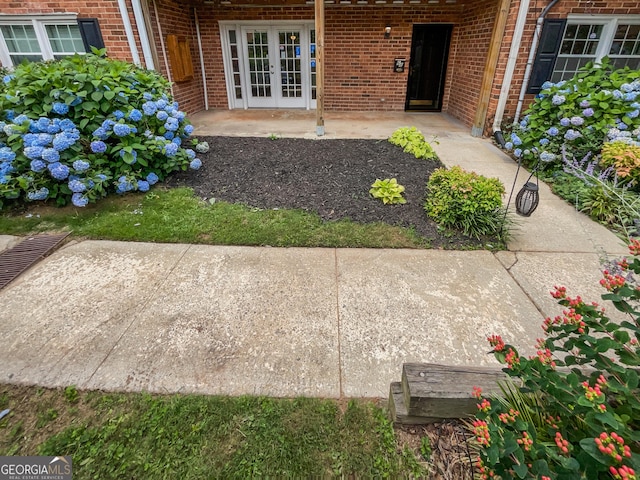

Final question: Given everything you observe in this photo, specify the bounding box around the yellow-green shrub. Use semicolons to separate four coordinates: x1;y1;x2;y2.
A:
600;141;640;187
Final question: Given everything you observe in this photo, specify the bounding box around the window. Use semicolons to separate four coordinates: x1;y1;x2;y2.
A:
552;16;640;82
0;15;88;67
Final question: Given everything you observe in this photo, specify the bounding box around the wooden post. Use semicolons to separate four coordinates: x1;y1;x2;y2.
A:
315;0;325;136
471;0;511;137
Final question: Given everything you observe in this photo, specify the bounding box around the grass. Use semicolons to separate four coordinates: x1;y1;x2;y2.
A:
0;187;432;249
0;384;428;478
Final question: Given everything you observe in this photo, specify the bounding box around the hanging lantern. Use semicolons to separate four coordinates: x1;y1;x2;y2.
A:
515;182;539;217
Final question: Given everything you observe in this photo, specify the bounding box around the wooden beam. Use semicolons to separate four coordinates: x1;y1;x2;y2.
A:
315;0;325;136
471;0;511;137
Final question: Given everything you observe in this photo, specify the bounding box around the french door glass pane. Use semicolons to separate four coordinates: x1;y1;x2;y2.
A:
278;31;301;98
246;30;271;98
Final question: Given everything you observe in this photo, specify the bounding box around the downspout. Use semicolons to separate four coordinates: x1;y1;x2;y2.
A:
117;0;141;65
491;0;531;134
194;7;209;110
513;0;561;123
131;0;156;70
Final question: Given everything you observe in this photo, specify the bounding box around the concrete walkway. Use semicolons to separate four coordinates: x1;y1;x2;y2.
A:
0;111;629;399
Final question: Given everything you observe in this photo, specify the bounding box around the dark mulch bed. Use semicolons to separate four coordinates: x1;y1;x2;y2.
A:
167;136;490;249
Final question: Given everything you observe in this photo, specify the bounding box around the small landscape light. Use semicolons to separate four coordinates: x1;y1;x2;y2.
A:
384;25;392;38
515;181;539;217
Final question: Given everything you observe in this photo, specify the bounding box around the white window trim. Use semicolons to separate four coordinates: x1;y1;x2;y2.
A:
0;14;79;68
565;14;640;64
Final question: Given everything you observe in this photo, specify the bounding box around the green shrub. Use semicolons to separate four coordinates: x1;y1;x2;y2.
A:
425;166;505;238
388;127;438;160
0;51;201;208
369;178;406;204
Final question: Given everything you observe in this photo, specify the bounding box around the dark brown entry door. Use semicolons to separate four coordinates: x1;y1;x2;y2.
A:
405;24;452;111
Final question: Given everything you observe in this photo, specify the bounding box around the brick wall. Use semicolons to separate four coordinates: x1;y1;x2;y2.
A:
148;0;206;114
445;0;498;128
2;0;136;63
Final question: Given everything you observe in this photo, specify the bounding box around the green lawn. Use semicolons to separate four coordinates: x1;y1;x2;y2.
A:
0;384;428;478
0;187;432;249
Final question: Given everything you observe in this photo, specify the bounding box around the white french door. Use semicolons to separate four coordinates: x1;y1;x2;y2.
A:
221;22;316;109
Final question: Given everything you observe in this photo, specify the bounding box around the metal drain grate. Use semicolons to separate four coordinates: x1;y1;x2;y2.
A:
0;233;70;290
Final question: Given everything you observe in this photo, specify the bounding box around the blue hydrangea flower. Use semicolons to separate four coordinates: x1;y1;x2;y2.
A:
579;100;591;108
52;133;75;151
143;92;153;101
96;173;108;182
539;138;550;146
190;158;202;170
68;179;87;193
144;129;153;138
4;110;15;121
24;146;44;160
93;127;109;140
628;110;639;119
175;111;186;121
0;147;15;162
547;127;559;136
165;118;179;131
172;137;182;146
146;172;159;185
164;143;178;157
48;162;70;180
42;148;60;163
27;187;49;201
621;83;634;93
618;122;629;130
73;160;91;171
116;175;135;193
560;117;570;127
52;102;69;115
184;149;196;160
552;94;566;105
13;114;29;125
127;109;143;122
513;148;522;158
58;119;77;132
624;92;639;102
137;180;150;192
541;81;554;90
35;118;51;133
504;141;513;150
163;132;174;140
142;102;157;116
583;108;594;117
570;116;584;126
114;110;125;120
157;99;168;109
102;119;115;130
71;193;89;207
612;90;623;100
183;124;194;136
3;75;14;84
90;140;107;153
30;160;46;172
564;129;582;141
156;111;169;121
540;151;556;162
510;133;522;146
113;124;131;137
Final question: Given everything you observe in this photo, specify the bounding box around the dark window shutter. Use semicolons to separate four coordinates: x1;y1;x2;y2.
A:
77;18;105;52
526;19;566;94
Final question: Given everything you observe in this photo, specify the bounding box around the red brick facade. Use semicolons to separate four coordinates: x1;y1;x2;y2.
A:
3;0;640;134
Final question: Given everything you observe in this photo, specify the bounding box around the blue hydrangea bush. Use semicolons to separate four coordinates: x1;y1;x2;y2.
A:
0;51;201;208
504;60;640;170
